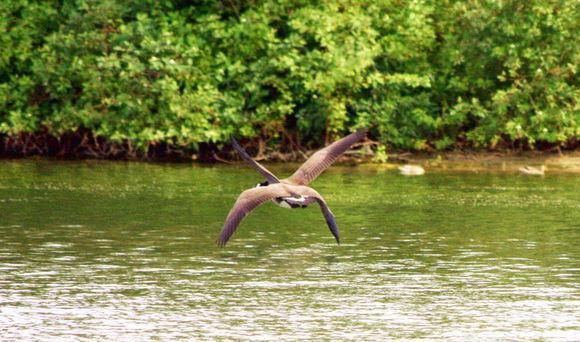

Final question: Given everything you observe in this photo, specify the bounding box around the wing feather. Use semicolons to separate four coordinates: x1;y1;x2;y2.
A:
286;129;366;185
231;137;280;184
217;184;289;246
301;187;340;244
317;199;339;244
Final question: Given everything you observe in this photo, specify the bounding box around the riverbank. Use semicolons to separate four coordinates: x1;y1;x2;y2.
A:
380;150;580;174
2;130;579;172
2;148;579;174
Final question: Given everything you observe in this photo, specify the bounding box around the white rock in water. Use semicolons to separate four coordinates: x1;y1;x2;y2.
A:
398;165;425;176
519;165;545;175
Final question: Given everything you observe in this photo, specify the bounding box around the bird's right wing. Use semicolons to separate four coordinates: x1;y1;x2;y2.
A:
286;128;366;185
217;184;289;246
231;137;280;184
314;198;340;244
301;187;340;244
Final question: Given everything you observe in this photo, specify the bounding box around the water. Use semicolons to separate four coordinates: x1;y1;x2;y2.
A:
0;160;578;341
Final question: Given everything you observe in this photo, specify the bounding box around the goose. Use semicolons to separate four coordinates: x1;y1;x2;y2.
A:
398;164;425;176
519;165;545;175
217;129;367;246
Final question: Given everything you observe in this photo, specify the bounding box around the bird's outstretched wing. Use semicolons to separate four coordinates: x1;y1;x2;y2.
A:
301;187;340;244
285;129;366;186
217;184;289;246
231;137;280;184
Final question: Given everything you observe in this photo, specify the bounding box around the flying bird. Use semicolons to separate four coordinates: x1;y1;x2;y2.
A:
217;129;367;246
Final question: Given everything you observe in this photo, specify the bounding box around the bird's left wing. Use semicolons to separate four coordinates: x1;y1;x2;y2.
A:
217;184;289;246
231;137;280;184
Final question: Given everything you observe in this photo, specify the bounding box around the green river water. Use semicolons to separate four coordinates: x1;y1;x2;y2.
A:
0;160;578;341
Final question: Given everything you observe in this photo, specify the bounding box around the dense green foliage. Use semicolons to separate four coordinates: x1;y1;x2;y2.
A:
1;0;578;155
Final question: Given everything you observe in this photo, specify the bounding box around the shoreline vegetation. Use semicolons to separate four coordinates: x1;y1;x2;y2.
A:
1;130;579;173
1;1;578;160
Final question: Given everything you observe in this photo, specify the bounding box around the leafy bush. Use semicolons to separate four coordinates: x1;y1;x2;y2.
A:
0;0;578;156
433;0;579;148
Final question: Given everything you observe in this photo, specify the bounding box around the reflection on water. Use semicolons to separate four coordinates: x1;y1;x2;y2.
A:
0;160;578;340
